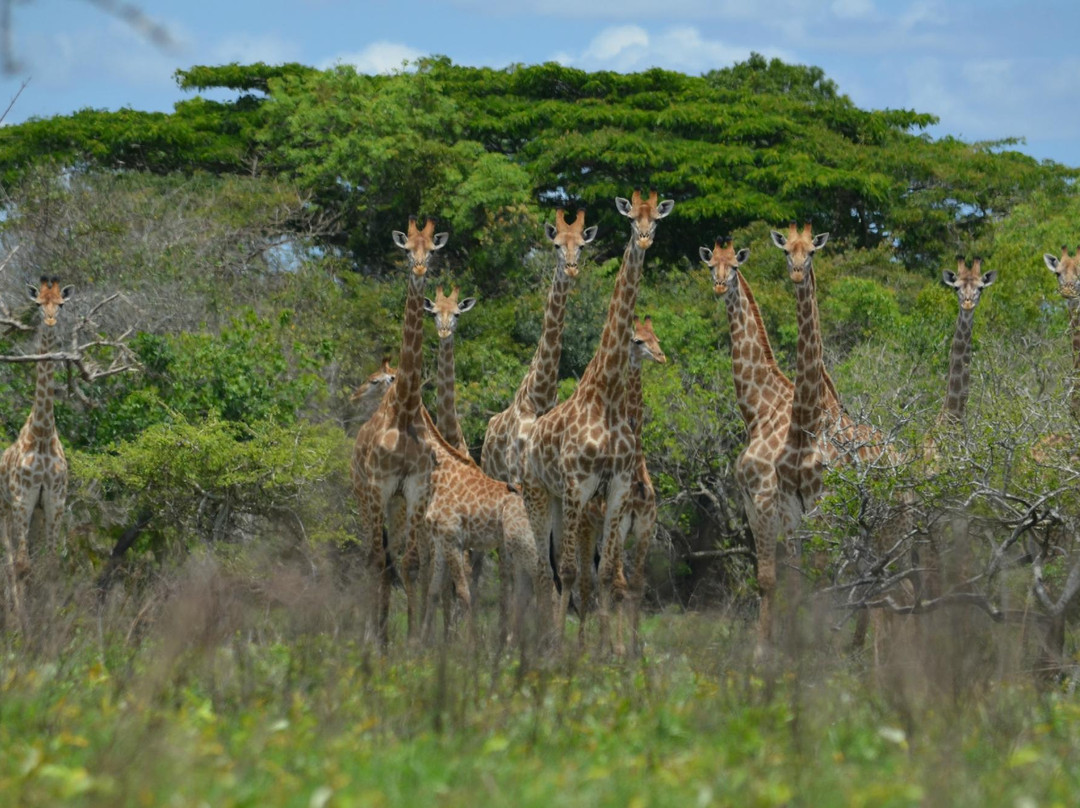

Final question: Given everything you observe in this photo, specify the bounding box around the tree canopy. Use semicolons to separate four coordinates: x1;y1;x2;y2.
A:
1;55;1072;291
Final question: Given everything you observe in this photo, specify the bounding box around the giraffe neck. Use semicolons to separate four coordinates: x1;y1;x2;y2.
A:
436;334;466;452
514;257;573;416
29;324;58;441
724;272;793;434
627;355;645;443
940;305;975;425
393;270;427;424
791;267;826;440
578;238;645;401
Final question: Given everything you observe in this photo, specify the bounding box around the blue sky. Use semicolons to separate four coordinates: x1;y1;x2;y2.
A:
4;0;1080;166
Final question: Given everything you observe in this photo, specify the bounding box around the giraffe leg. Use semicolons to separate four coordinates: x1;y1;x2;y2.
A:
403;468;435;642
41;476;67;552
421;524;445;644
505;501;539;651
8;502;33;634
522;484;556;646
445;542;472;643
628;502;655;657
0;507;23;632
555;488;585;653
749;498;781;662
597;477;632;656
496;539;512;644
357;486;389;647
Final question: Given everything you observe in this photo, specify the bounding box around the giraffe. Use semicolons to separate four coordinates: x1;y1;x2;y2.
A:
425;285;476;456
936;257;997;427
767;222;904;654
481;209;597;486
918;257;998;603
521;190;673;653
421;404;539;646
582;314;668;655
1044;245;1080;424
350;217;446;645
0;277;73;628
701;237;798;633
350;361;539;646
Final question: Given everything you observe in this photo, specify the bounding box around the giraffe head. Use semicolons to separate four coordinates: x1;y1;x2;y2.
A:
391;217;449;276
943;256;996;311
543;209;597;278
769;222;829;284
614;190;675;250
350;358;396;424
1044;245;1080;300
632;315;666;365
700;236;750;296
424;285;477;340
27;276;73;327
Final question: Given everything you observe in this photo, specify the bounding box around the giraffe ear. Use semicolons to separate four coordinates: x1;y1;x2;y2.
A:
811;232;829;250
391;230;408;249
544;222;558;242
735;247;750;264
942;269;958;287
981;270;997;286
769;230;787;249
457;297;477;313
582;225;598;244
423;297;437;314
655;199;675;219
699;246;713;263
431;232;449;250
61;285;74;301
26;284;38;301
614;197;633;217
1044;253;1061;273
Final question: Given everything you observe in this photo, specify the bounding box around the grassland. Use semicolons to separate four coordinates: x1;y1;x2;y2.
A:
1;547;1078;808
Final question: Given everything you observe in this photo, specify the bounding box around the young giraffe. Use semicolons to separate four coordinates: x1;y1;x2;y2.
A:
522;190;673;653
767;222;903;654
425;285;476;456
350;361;539;646
350;217;447;645
1044;245;1080;424
937;257;997;427
0;277;73;627
582;315;668;655
481;209;597;486
421;405;539;646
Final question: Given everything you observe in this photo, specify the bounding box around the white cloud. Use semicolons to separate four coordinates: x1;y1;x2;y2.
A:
321;42;424;74
558;23;787;74
582;25;649;63
899;0;947;31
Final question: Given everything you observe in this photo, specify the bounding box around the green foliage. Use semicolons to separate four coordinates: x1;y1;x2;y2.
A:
71;417;352;551
4;55;1073;281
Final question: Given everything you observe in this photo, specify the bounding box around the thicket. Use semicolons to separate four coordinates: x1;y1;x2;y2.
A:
0;55;1077;654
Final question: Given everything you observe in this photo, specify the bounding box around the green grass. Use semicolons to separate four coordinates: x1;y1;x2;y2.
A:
2;558;1080;808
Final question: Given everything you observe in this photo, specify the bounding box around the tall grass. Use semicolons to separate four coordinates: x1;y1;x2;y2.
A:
1;538;1078;807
